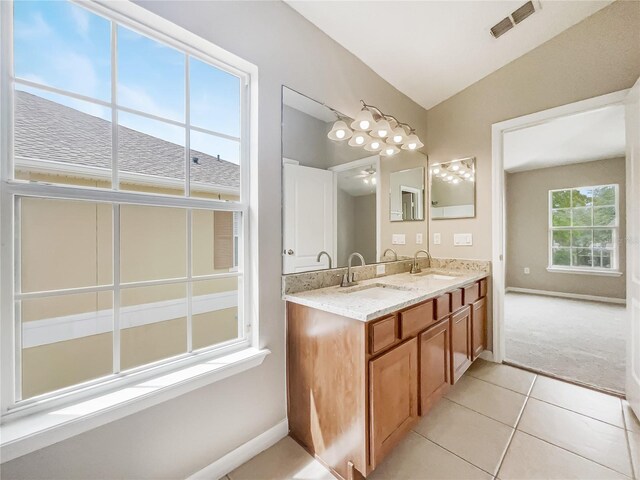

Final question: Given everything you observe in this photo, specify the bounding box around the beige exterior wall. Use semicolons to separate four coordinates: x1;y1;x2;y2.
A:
18;175;239;399
506;157;626;299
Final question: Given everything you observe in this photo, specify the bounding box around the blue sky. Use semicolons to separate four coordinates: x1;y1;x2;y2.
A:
14;0;241;164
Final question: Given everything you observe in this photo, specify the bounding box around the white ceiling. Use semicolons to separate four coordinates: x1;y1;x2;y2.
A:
286;1;613;109
337;165;377;196
503;104;626;172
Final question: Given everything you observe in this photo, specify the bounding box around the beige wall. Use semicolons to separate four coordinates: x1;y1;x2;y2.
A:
354;194;376;263
426;0;640;260
1;1;430;478
506;157;626;299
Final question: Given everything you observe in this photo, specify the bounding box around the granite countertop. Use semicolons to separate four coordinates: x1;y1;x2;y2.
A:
283;268;488;322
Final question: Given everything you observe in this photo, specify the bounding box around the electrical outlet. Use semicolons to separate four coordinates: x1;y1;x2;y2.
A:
392;234;406;245
416;233;423;245
433;233;441;245
453;233;473;246
376;264;386;275
524;267;530;274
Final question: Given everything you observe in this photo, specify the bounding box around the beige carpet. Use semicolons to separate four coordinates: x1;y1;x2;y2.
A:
504;292;626;393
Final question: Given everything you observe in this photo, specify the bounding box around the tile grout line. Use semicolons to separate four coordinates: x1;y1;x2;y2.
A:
527;394;626;429
442;395;521;430
494;373;538;478
411;432;497;478
465;369;535;396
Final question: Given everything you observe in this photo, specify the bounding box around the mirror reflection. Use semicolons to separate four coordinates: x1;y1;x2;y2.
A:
430;157;476;219
282;87;429;274
390;167;425;221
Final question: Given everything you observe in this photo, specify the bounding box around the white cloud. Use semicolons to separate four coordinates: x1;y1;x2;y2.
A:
14;12;51;39
55;51;99;99
118;83;183;122
68;4;90;39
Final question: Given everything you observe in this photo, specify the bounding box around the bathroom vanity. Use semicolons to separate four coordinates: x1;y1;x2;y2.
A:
284;268;489;480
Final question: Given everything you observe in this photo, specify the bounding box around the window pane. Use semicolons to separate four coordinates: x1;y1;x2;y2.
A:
15;86;112;188
551;190;571;209
120;284;187;370
572;207;592;227
21;291;113;399
20;197;113;293
551;230;571;247
572;188;593;207
120;205;186;283
189;56;241;137
192;277;240;350
572;248;593;267
552;248;570;266
192;209;240;276
594;229;614;248
594;206;616;226
118;111;185;195
190;131;240;199
594;185;616;206
552;209;571;227
572;229;593;248
14;0;111;101
593;248;613;269
117;26;185;122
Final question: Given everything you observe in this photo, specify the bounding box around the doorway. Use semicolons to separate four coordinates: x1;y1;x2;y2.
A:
491;88;638;399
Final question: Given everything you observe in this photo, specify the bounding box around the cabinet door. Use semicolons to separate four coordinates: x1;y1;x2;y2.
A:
369;338;418;469
471;297;487;360
419;318;451;415
451;305;472;383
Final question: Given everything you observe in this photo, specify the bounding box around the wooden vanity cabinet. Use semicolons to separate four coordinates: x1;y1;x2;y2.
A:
369;337;419;468
471;296;487;360
419;318;451;415
450;305;472;383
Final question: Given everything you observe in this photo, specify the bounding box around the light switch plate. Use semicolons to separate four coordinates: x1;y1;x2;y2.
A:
376;264;386;275
416;233;423;245
433;233;441;245
453;233;473;246
392;234;406;245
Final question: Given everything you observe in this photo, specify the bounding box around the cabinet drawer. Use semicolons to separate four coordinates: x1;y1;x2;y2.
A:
434;294;451;320
462;283;479;305
400;301;435;339
479;278;488;298
369;315;397;354
450;289;463;312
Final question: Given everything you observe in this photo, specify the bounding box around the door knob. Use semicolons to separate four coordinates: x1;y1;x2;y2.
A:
287;249;294;255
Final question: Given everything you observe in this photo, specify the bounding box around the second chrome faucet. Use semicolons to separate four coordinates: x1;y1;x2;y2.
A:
340;252;365;287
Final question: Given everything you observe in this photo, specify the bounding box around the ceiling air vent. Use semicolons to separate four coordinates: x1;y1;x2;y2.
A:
490;1;539;39
490;17;514;39
512;1;536;24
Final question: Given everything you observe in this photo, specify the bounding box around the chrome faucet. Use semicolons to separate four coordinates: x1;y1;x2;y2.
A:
410;249;432;274
316;251;333;269
341;252;366;287
381;248;398;262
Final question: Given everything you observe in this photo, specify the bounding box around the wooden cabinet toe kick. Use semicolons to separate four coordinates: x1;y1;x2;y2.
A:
286;276;489;478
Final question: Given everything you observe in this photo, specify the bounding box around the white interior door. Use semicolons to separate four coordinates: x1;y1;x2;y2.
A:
626;77;640;418
283;163;335;274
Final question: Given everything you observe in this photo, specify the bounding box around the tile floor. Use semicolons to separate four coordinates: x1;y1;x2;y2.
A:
226;360;640;480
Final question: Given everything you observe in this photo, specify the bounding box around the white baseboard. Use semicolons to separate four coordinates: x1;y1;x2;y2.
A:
505;287;626;305
187;419;289;480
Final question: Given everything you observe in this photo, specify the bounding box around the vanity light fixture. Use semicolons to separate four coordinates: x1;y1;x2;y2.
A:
349;131;371;147
329;100;422;157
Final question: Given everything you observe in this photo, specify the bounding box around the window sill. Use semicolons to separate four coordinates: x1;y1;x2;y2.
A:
0;347;270;463
546;266;623;277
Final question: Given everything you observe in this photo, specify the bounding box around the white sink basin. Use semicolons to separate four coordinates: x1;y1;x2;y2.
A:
419;274;458;281
339;283;411;299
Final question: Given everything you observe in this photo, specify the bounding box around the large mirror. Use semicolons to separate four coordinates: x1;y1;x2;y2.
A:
430;157;476;219
390;167;425;221
281;86;428;274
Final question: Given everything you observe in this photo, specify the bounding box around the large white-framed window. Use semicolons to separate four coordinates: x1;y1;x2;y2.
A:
0;0;258;421
548;184;620;274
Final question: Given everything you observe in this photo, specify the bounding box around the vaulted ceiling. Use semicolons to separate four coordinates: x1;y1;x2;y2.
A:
286;1;614;110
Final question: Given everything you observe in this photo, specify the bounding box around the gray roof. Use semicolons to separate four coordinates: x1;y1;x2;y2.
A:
15;91;240;190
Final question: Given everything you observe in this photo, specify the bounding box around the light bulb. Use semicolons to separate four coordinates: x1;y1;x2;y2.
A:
327;120;353;141
386;148;394;155
348;132;371;147
359;120;370;130
371;141;380;149
439;172;447;178
336;129;345;139
447;175;453;181
401;133;424;151
351;109;375;131
371;118;393;138
356;135;365;145
408;143;417;150
452;178;460;184
388;126;407;145
393;135;402;143
432;167;440;175
363;178;369;184
451;162;460;171
379;129;388;137
380;142;400;157
371;177;377;185
464;172;471;178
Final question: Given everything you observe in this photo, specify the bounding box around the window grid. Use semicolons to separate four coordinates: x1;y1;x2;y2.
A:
548;185;619;272
1;0;253;416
